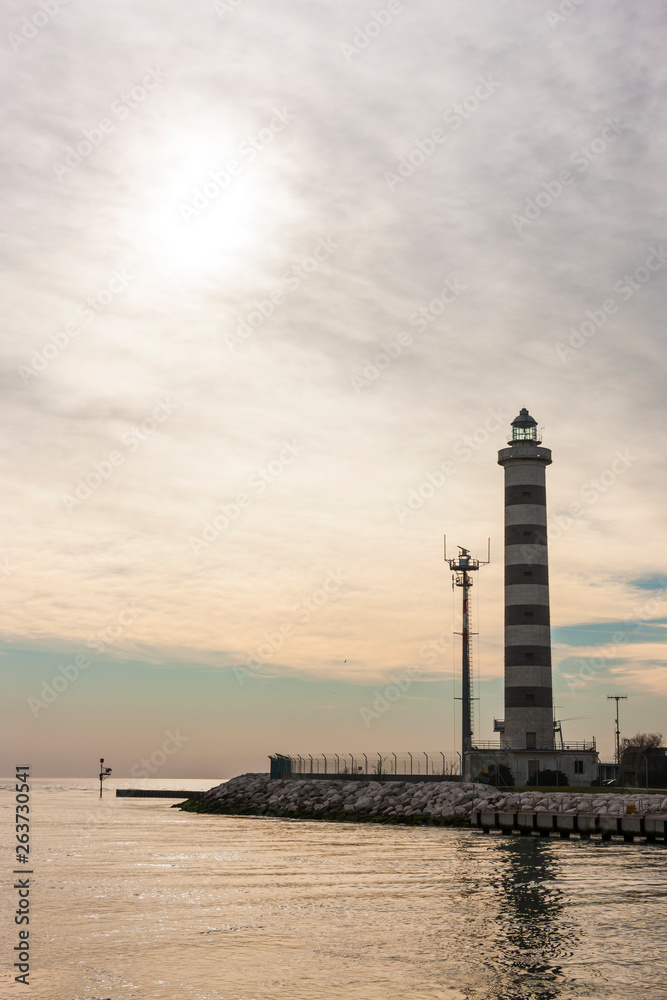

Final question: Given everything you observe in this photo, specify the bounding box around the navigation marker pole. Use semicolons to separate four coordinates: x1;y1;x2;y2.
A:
99;757;112;798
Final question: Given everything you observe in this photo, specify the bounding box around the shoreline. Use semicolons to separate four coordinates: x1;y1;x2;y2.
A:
178;772;667;826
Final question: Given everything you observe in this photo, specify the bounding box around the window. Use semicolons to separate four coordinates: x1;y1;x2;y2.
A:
523;531;532;537
513;426;537;441
574;760;584;774
525;651;534;659
522;490;531;496
524;571;533;577
524;611;534;617
526;732;536;749
526;693;535;703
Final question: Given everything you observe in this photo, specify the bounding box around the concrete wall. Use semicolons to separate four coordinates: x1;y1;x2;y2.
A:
470;749;598;787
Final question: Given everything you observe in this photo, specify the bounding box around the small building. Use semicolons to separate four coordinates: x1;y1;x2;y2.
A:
619;747;667;788
468;743;598;788
598;761;619;784
646;748;667;788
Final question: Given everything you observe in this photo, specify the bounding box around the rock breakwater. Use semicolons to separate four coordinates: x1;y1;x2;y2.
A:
179;773;667;825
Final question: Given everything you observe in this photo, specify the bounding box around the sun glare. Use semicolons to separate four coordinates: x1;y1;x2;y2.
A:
144;143;266;280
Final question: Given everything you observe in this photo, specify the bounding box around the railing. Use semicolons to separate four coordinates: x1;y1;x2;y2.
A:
270;751;460;779
471;740;597;752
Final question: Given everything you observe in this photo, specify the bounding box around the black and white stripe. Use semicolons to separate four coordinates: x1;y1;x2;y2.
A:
498;442;554;749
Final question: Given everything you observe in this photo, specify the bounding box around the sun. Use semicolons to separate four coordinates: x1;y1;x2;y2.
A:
142;142;266;281
162;175;261;278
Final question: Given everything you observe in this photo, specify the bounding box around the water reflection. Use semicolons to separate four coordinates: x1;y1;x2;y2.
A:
481;837;583;1000
14;782;666;1000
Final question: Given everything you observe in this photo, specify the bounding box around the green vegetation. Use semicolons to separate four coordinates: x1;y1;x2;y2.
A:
474;763;514;788
535;768;569;787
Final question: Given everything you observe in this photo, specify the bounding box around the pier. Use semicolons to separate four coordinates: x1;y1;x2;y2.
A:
473;810;667;842
116;789;204;799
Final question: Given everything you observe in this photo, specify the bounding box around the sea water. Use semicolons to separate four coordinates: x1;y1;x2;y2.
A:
1;778;666;999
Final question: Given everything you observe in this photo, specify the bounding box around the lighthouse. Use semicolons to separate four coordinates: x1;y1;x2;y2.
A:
497;408;554;750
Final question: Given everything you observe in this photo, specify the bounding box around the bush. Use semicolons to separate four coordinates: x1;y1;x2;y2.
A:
475;763;514;788
535;768;569;787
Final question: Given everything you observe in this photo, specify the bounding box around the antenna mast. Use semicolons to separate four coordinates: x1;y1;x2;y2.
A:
444;537;490;780
607;694;627;766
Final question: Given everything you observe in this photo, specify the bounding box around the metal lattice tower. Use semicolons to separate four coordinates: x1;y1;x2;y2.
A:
607;694;627;765
445;540;489;779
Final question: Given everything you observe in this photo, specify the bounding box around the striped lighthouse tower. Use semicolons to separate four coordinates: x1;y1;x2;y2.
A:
497;409;554;750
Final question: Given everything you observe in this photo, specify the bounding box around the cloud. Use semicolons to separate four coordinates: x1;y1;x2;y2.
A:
1;0;666;767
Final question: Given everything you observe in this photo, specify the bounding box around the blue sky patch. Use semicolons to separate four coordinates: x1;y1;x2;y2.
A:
552;620;667;647
630;574;667;592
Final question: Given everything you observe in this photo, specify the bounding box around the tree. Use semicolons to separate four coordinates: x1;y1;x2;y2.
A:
620;732;663;786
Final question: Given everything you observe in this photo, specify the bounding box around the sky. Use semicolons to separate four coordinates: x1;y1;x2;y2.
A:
2;0;666;778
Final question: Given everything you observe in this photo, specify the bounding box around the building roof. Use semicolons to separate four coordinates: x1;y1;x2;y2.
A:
511;407;537;428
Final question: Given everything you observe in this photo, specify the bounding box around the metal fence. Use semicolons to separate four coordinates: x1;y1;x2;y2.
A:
271;751;461;779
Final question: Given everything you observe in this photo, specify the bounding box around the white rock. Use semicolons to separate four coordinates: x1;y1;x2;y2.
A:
354;796;374;810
